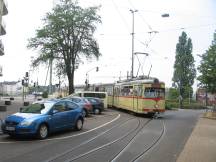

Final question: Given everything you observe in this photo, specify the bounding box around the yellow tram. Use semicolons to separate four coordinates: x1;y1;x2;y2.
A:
75;77;165;115
110;78;165;115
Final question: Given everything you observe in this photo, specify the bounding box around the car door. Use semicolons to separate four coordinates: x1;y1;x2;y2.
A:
65;101;80;127
50;101;68;130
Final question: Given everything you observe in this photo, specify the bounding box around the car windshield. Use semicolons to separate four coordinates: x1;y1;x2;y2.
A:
20;102;55;114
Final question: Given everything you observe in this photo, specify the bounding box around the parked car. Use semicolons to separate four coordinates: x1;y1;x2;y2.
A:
62;97;92;117
1;99;84;139
85;97;104;114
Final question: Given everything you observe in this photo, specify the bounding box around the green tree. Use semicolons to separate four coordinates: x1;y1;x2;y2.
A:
167;88;179;100
27;0;101;94
172;31;196;108
198;30;216;93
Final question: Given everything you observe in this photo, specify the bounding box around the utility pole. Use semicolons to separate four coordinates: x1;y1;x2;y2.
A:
130;9;138;79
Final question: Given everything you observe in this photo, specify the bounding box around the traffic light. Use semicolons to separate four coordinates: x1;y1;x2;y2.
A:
34;82;36;87
96;67;99;72
25;72;28;77
22;79;25;86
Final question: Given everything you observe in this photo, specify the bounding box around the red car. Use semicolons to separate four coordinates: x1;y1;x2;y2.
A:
63;97;92;117
85;97;104;115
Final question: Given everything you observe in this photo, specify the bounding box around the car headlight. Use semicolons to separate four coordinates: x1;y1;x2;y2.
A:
19;120;34;126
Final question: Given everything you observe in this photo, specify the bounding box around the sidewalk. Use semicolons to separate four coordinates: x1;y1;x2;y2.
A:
0;96;36;119
0;97;37;134
177;113;216;162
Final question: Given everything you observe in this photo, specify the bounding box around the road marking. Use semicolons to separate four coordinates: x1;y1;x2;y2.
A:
0;114;120;144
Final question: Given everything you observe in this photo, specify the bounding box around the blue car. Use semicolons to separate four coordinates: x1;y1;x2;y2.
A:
1;99;84;139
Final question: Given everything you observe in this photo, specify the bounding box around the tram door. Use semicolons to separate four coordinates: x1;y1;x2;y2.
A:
133;85;142;112
114;86;120;107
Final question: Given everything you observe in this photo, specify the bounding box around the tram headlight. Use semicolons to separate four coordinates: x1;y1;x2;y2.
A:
154;104;159;108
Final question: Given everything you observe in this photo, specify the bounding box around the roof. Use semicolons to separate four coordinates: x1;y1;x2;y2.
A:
115;78;165;86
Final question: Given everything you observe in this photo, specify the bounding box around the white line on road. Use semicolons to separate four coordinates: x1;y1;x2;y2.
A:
0;114;121;144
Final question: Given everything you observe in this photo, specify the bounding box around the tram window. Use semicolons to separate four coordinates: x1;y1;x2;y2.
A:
144;88;165;98
114;87;120;96
120;86;133;96
106;87;113;95
134;86;142;97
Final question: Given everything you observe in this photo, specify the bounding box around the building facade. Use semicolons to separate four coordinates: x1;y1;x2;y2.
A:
0;0;8;76
196;88;216;106
0;81;22;96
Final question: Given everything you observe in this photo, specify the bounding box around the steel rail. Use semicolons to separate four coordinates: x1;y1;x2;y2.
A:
66;118;152;162
133;120;166;162
46;117;136;162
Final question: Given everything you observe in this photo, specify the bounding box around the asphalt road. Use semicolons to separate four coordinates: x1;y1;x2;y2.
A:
0;102;202;162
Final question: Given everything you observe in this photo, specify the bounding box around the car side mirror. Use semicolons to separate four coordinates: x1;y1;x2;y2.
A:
52;109;59;114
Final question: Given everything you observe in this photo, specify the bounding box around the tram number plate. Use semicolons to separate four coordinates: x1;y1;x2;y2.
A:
6;126;15;131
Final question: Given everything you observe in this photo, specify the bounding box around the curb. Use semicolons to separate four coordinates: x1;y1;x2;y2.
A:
203;112;216;120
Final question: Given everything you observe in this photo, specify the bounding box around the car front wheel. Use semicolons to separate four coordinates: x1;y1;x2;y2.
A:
37;124;48;139
93;108;101;115
75;118;83;131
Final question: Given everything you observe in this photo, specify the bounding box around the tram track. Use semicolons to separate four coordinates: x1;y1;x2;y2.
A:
110;119;166;162
62;118;152;162
133;120;165;162
45;116;138;162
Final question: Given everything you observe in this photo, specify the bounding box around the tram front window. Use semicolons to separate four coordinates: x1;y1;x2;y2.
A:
144;88;165;99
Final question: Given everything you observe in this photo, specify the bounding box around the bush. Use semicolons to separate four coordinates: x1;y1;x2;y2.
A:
165;101;179;110
183;102;206;109
42;91;48;98
165;99;206;110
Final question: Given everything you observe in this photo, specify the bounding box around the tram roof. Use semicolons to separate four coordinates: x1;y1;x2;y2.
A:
115;78;164;85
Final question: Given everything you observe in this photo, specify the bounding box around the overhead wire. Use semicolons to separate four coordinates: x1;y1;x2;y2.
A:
126;0;158;78
111;0;131;32
127;0;153;31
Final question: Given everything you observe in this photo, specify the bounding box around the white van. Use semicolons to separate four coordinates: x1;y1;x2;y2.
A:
70;91;108;109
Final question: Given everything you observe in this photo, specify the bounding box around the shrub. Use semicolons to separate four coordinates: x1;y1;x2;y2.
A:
165;101;179;110
42;91;48;98
165;99;206;110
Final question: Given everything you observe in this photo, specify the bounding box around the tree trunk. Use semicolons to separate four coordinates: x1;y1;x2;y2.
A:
68;67;75;95
179;98;183;109
179;83;183;109
68;79;74;95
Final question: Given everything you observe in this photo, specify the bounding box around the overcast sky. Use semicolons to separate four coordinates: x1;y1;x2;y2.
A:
1;0;216;89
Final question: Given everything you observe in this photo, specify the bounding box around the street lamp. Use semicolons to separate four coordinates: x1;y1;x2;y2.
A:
161;13;170;18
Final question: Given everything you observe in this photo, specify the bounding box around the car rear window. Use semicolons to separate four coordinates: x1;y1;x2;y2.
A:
88;98;97;103
70;98;81;103
83;93;106;98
